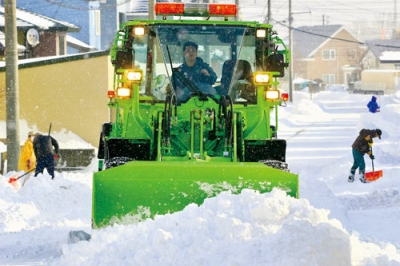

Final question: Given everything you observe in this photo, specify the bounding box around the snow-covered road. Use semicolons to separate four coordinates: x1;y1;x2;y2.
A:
281;91;400;247
2;90;400;265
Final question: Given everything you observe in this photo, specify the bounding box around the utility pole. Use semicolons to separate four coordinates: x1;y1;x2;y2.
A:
395;0;397;32
148;0;155;20
267;0;271;23
4;0;20;172
288;0;293;102
236;0;239;21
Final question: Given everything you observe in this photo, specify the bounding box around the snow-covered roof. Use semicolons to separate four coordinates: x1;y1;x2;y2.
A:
381;51;400;61
293;25;344;58
0;6;80;32
0;31;26;52
66;35;97;52
366;39;400;63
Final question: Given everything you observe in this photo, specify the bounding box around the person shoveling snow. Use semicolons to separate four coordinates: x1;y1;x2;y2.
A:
16;131;37;186
348;128;382;183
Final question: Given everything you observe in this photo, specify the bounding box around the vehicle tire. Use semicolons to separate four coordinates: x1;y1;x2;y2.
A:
259;159;290;172
105;157;134;169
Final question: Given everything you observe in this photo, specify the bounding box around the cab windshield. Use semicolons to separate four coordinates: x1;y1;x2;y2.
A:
129;24;257;104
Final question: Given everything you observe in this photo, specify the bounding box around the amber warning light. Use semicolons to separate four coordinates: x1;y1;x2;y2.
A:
155;3;237;17
282;93;289;102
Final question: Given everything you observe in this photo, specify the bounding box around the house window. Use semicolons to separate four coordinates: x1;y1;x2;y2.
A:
349;49;356;60
322;49;336;60
95;10;101;36
322;74;335;84
59;35;65;55
395;64;400;70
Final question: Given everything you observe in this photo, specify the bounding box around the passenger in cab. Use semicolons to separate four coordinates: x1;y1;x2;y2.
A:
174;41;217;102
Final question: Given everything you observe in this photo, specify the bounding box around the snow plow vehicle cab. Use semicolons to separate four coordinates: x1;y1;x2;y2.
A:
92;3;298;229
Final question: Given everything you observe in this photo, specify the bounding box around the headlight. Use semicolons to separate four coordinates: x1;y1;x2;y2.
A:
265;90;280;100
134;27;145;36
254;72;271;85
256;29;266;38
116;87;132;99
124;70;143;82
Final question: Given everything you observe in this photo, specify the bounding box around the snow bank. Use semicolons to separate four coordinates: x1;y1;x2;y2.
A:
57;189;352;266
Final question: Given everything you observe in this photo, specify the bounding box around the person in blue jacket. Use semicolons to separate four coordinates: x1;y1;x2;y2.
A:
367;96;380;113
173;41;217;102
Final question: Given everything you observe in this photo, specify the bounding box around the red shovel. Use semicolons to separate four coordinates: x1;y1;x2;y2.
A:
8;168;36;184
365;156;383;182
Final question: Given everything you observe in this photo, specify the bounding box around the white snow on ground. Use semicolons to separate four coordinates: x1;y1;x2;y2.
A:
1;90;400;265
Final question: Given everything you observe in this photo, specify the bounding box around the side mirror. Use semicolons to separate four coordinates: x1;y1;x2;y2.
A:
266;54;288;77
115;51;133;70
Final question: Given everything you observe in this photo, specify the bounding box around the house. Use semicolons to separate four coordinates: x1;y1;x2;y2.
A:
292;25;367;86
67;35;97;53
16;0;119;52
361;38;400;70
15;0;154;53
0;32;26;58
355;39;400;94
0;6;80;58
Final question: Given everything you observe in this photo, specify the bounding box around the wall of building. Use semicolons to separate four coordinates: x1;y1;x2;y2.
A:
361;50;380;69
0;51;112;147
31;32;58;57
361;70;400;93
378;63;400;70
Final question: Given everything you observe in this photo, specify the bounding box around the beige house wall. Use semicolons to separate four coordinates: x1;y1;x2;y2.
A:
361;70;400;93
361;50;379;69
0;51;112;147
378;63;399;70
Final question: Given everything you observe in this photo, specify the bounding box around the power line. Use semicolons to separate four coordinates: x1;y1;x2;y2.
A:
45;0;132;10
243;0;398;31
273;19;400;49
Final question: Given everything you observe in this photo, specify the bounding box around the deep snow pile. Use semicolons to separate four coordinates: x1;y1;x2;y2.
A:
58;189;353;266
1;91;400;265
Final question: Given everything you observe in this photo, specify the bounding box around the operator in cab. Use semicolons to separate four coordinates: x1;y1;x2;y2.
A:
174;41;217;102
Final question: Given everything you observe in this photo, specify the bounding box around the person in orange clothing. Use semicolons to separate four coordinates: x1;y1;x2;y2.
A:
18;131;37;186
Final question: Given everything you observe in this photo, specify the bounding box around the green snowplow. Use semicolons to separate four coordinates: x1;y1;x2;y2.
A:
92;2;298;229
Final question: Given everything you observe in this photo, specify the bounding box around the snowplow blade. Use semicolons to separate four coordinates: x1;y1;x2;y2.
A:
365;170;383;182
92;161;299;229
